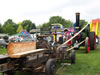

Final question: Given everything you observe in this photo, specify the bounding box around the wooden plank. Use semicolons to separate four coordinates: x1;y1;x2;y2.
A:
7;42;36;58
13;49;46;55
10;49;46;58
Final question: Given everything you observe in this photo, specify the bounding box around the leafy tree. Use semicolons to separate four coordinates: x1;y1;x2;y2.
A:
30;23;36;30
3;19;17;35
41;16;73;28
13;24;18;31
42;22;50;28
3;19;17;27
3;24;15;35
80;20;88;39
49;16;73;28
0;24;3;33
22;20;36;32
36;25;42;29
80;20;88;28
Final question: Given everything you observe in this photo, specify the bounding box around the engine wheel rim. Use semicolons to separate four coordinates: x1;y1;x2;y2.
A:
94;33;96;50
85;37;90;53
51;64;56;75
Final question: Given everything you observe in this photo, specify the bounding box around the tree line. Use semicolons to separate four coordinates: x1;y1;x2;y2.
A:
0;19;36;35
0;16;88;35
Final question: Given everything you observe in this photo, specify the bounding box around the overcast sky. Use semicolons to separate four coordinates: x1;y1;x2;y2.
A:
0;0;100;25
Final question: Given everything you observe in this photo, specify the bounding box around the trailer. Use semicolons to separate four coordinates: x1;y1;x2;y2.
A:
0;41;53;75
0;33;76;75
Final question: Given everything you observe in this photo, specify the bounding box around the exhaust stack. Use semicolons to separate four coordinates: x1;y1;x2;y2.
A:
75;12;80;30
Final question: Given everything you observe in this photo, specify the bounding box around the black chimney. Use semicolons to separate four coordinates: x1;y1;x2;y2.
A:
75;12;80;30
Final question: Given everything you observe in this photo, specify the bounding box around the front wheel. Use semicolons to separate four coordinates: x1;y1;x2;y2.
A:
85;37;90;53
89;32;96;50
71;50;76;64
45;59;56;75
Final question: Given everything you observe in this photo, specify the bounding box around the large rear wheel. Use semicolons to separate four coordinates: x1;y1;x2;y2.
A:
71;50;76;64
89;32;96;50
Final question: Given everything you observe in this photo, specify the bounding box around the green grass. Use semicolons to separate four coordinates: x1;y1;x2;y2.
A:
0;46;7;54
56;46;100;75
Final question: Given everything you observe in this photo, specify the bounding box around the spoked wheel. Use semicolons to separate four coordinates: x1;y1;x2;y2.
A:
45;59;56;75
89;32;96;50
71;50;76;64
85;37;90;53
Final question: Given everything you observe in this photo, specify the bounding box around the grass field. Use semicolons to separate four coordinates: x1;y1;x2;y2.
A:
56;46;100;75
0;46;100;75
0;46;7;54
